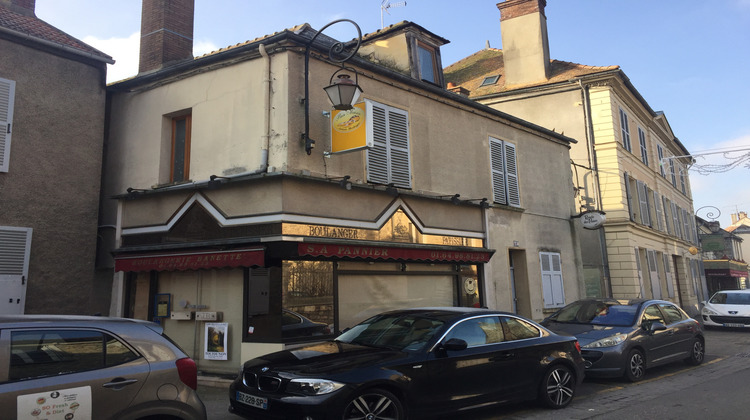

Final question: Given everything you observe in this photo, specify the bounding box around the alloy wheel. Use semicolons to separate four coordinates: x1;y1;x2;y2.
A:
342;389;403;420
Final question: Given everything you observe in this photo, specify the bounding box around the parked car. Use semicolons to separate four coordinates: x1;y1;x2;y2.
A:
701;289;750;328
282;309;332;339
229;307;585;419
0;315;206;420
541;298;704;382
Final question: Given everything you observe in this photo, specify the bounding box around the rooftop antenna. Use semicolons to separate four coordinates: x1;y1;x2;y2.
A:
381;0;407;29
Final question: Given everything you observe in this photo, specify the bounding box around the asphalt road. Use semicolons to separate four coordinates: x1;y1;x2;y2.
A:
197;327;750;420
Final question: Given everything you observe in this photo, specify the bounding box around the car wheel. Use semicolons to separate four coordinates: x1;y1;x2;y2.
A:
342;388;404;420
538;364;576;409
624;349;646;382
685;338;705;365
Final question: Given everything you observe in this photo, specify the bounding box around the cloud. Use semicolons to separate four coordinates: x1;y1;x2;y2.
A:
82;33;220;84
83;32;140;83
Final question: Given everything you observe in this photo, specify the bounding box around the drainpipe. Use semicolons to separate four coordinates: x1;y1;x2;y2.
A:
578;79;612;297
258;43;271;172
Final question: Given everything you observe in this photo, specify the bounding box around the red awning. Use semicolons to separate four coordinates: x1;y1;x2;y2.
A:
298;243;492;263
114;248;264;272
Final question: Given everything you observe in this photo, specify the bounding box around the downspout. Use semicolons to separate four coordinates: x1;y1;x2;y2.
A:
578;79;612;297
258;43;271;172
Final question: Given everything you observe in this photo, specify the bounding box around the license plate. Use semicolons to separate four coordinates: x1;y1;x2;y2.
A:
724;323;745;328
236;391;268;410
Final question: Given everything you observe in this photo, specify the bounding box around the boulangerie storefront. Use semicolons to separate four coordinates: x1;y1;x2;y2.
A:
112;184;493;375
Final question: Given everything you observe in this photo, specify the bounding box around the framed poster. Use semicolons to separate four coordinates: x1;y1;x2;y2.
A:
205;322;228;360
155;293;171;318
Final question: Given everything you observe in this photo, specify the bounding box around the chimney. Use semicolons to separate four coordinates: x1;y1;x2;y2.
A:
496;0;551;87
447;82;470;97
139;0;195;74
0;0;36;16
732;212;748;224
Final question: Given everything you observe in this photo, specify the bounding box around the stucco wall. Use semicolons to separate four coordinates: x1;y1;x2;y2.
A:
0;39;108;314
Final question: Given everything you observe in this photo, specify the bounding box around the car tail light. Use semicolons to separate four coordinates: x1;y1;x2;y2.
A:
574;340;582;354
176;357;198;390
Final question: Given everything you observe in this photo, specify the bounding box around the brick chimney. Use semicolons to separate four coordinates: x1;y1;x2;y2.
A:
139;0;195;74
496;0;551;87
0;0;36;16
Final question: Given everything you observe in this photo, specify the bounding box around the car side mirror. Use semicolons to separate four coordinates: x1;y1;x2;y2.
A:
442;338;468;352
647;322;667;333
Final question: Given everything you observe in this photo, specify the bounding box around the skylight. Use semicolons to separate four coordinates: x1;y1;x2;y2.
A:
480;75;500;86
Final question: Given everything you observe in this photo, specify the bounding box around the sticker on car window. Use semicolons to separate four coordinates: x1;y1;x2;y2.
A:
17;386;92;420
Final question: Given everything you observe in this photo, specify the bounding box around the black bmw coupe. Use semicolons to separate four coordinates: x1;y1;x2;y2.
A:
229;307;584;420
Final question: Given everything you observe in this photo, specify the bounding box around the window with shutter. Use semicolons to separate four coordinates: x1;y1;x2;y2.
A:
669;159;677;187
653;191;664;231
657;144;666;177
638;127;648;166
619;108;631;152
0;77;16;172
672;203;683;239
0;226;32;315
365;100;411;188
634;247;646;298
636;180;651;226
662;196;673;235
663;254;675;298
647;249;661;299
540;252;565;308
489;137;520;207
624;172;636;221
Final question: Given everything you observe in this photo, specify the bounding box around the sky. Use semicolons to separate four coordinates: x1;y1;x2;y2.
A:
34;0;750;228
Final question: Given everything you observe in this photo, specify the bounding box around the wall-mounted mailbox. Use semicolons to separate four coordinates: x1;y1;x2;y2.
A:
195;311;222;321
171;311;194;320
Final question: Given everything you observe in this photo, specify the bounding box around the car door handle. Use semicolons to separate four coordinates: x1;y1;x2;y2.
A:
103;378;139;389
493;352;515;360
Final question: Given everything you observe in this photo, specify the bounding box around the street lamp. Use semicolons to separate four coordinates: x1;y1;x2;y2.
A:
303;19;363;155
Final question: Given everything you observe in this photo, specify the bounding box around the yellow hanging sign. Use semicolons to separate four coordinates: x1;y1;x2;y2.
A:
330;102;369;154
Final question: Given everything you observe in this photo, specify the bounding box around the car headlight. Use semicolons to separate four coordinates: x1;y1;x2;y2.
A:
582;333;628;349
702;307;718;315
287;378;344;395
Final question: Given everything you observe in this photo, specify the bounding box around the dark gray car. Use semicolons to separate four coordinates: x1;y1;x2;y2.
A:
0;315;206;420
541;299;705;381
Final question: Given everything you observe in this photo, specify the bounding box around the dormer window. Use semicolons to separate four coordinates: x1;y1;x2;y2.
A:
417;41;438;83
480;75;500;86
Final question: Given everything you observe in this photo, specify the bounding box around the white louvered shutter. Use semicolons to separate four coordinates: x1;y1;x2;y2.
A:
0;78;15;172
365;100;411;188
663;254;675;298
653;191;664;231
0;227;32;314
490;137;506;205
647;250;661;299
540;252;565;308
504;142;520;207
636;180;650;226
388;108;411;188
635;247;646;298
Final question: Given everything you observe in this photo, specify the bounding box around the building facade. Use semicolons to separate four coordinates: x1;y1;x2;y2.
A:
100;0;583;374
0;0;113;315
444;0;704;313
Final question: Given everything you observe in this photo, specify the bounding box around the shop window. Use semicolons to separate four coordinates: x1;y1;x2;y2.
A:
282;261;334;341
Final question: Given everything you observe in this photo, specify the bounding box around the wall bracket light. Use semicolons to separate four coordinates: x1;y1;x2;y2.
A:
302;19;363;155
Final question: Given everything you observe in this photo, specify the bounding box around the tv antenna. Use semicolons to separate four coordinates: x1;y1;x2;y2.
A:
381;0;406;29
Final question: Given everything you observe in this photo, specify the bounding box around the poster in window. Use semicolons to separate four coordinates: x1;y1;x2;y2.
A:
205;322;228;360
155;293;171;318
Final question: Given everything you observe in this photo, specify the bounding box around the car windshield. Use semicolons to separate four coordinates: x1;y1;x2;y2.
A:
548;300;638;327
710;292;750;305
336;313;445;352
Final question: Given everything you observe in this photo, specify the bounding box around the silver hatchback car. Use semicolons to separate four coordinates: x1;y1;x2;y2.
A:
0;315;206;420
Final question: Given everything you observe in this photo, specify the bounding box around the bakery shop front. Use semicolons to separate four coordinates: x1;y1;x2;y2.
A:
113;192;493;374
